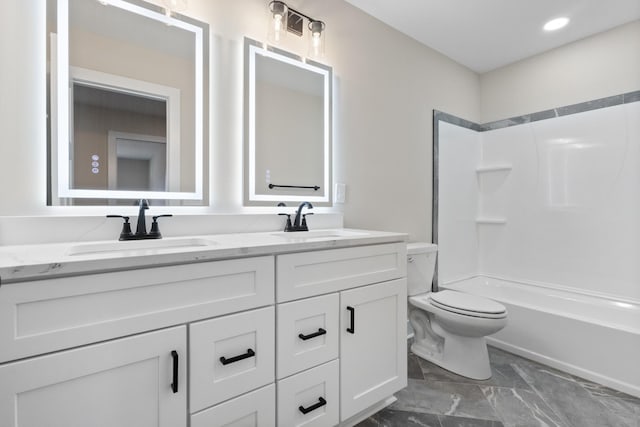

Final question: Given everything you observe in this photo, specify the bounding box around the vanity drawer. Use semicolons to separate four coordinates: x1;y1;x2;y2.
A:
276;243;406;302
189;306;275;413
190;384;275;427
0;256;274;363
277;359;339;427
277;294;339;379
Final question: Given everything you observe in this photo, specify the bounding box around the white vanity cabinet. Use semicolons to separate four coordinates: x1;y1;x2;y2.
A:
0;235;407;427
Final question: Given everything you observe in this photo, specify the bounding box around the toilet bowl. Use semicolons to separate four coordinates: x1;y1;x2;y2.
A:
407;243;507;380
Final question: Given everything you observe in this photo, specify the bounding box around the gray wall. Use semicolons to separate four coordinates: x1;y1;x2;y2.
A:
480;20;640;122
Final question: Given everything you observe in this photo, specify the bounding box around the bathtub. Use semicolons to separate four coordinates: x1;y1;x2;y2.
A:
443;275;640;398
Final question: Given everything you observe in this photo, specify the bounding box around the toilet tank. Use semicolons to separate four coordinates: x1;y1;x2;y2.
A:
407;243;438;296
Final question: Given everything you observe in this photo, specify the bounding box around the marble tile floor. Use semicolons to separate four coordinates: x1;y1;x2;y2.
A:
357;345;640;427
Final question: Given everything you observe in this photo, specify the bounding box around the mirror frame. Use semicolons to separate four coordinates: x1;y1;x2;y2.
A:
243;38;332;206
51;0;207;202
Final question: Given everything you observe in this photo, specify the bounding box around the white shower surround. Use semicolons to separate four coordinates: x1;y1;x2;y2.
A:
437;100;640;397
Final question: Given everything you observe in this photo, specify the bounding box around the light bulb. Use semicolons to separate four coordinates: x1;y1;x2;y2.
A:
274;14;283;42
312;32;321;55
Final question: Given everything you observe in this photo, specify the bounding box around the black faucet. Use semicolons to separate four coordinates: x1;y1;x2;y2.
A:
107;199;172;240
136;199;149;236
283;201;313;232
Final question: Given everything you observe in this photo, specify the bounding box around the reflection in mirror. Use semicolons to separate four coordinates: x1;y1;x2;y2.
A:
244;38;332;206
47;0;208;205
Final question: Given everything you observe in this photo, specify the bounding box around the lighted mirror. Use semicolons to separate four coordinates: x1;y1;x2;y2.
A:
244;38;332;206
47;0;208;205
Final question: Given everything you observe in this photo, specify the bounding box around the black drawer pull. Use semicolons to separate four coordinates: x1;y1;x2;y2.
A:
346;306;355;334
170;350;179;393
220;348;255;365
298;328;327;341
299;397;327;414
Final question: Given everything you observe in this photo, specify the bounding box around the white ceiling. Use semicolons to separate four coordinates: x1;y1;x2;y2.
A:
344;0;640;73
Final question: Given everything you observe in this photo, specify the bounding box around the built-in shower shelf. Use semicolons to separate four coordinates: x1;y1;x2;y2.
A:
475;217;507;225
475;164;512;173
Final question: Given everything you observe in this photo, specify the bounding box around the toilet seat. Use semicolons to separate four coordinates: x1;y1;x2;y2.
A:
410;291;507;319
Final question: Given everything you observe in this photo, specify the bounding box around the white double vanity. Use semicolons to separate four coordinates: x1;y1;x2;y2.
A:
0;229;407;427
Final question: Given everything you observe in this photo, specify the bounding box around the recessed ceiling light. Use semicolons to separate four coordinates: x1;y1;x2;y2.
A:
543;17;570;31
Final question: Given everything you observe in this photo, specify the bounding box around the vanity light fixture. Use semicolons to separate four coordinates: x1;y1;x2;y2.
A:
267;1;326;58
543;17;569;31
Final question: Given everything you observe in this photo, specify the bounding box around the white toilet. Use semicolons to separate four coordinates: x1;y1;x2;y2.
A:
407;242;507;380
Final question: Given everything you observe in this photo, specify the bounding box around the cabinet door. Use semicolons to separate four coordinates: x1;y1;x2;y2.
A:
340;279;407;421
0;326;187;427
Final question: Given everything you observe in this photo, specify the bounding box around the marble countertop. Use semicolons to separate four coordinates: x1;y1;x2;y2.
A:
0;229;407;283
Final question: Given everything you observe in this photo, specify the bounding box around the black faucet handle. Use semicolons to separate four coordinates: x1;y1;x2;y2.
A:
107;214;130;220
148;214;173;239
152;214;173;220
106;215;133;240
278;213;293;231
300;213;314;230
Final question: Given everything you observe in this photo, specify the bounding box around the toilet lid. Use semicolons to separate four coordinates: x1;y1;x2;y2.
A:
429;290;506;317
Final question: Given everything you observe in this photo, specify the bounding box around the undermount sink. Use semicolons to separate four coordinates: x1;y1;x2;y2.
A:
270;229;369;241
67;237;217;256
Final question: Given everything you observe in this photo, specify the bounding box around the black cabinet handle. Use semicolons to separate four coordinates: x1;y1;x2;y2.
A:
220;348;255;365
170;350;179;393
299;397;327;414
346;306;355;334
298;328;327;341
